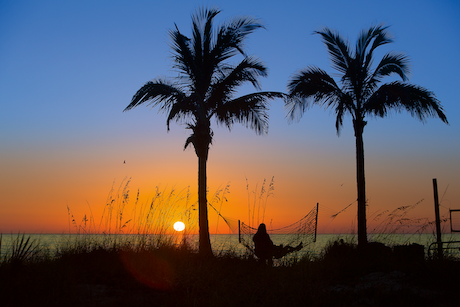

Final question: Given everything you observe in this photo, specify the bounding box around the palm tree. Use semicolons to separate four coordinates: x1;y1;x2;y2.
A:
286;25;448;247
124;8;284;256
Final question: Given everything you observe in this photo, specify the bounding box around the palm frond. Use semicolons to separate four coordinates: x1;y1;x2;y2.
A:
347;25;392;100
208;56;268;109
365;81;448;123
203;8;219;54
288;67;340;100
184;123;197;150
124;80;186;112
371;52;410;82
215;92;283;134
188;8;264;98
191;8;220;69
166;96;195;130
335;101;346;135
283;95;310;123
315;27;351;74
362;52;410;102
286;66;344;121
211;16;263;65
184;134;194;150
169;25;196;83
192;16;203;68
183;122;213;151
356;24;392;70
201;8;219;84
192;8;220;55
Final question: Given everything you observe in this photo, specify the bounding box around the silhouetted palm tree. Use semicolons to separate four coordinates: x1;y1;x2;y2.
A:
124;8;283;256
286;25;448;247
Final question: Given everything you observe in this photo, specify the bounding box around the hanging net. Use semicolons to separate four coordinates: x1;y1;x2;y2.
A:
237;204;318;257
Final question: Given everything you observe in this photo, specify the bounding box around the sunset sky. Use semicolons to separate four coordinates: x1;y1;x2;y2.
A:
1;0;459;235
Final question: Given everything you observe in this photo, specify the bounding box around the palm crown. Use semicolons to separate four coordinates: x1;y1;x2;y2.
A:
125;8;282;154
287;25;447;131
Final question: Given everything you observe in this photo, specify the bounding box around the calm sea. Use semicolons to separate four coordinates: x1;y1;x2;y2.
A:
2;233;460;259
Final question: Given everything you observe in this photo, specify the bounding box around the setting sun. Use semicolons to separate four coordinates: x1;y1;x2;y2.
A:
173;221;185;232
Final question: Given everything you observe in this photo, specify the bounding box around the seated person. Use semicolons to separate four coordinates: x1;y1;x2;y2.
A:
253;223;303;265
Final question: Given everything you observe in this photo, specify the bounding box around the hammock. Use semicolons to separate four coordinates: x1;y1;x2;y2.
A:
237;204;319;257
209;201;318;258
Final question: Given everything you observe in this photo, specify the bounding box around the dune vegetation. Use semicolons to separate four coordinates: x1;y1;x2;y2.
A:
1;230;459;307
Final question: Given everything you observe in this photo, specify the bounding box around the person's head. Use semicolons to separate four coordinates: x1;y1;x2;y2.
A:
257;223;267;233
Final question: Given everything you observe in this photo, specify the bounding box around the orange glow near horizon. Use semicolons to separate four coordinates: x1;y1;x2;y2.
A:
1;119;458;236
2;170;456;236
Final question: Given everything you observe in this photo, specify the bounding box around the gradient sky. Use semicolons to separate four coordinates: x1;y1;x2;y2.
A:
1;0;459;235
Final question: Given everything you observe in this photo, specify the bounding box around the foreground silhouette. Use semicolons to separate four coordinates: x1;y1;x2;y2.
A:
287;25;448;246
124;8;284;256
253;223;303;266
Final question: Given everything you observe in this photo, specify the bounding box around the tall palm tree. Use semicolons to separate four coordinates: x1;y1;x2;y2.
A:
124;8;284;256
286;25;448;247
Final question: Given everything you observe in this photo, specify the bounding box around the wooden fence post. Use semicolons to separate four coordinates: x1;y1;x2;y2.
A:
314;203;319;243
433;178;443;260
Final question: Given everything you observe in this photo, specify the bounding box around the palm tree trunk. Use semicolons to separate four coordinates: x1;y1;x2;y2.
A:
353;118;368;247
198;149;213;257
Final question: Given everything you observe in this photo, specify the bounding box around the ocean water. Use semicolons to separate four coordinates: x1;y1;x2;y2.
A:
2;232;460;260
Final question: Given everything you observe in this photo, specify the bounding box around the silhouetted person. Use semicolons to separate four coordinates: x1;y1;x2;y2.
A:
253;223;275;265
253;223;303;266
